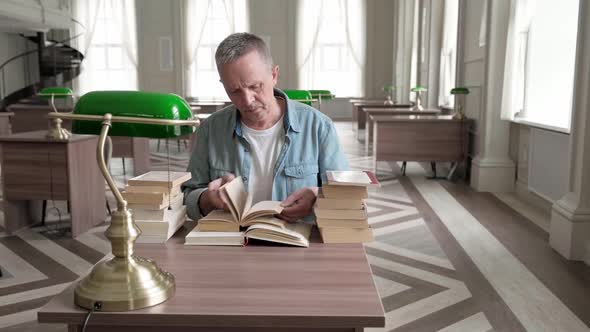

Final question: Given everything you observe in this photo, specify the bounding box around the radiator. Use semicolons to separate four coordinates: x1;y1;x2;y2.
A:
528;127;569;202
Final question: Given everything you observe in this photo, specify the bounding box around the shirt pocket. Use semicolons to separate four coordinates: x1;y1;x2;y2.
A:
284;163;319;195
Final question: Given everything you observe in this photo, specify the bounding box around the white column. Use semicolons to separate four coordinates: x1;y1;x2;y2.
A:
426;0;443;109
550;0;590;264
470;0;516;192
394;0;415;104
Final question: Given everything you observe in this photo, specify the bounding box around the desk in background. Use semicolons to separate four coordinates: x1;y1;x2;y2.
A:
0;131;106;237
38;241;385;331
6;104;150;176
352;102;413;132
371;115;471;177
361;108;440;143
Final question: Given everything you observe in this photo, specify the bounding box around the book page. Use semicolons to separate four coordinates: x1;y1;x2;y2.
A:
220;177;248;221
242;201;283;223
245;222;311;247
241;216;287;229
199;209;237;223
327;171;371;185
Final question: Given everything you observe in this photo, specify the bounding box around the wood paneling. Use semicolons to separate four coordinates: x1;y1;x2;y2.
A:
371;115;471;164
0;131;106;237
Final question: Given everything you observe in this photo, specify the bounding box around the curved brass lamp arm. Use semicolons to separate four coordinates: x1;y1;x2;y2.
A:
97;114;126;210
47;112;200;127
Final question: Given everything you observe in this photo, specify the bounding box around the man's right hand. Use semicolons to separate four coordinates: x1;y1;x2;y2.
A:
198;173;236;216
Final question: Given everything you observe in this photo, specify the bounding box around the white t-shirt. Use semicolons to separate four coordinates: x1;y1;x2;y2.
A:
241;116;285;204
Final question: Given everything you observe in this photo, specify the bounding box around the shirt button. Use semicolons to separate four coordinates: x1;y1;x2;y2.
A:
244;148;249;152
243;177;248;181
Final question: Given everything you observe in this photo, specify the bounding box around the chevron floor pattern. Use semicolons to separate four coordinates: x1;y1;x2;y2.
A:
0;122;588;331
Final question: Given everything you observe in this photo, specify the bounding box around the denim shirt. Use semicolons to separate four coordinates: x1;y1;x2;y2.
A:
182;88;349;220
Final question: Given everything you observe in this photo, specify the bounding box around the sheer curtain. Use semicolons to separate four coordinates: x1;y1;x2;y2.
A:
296;0;365;97
183;0;249;99
500;0;536;120
73;0;138;95
438;0;459;107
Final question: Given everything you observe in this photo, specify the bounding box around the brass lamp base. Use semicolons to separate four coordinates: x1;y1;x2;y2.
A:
74;255;175;311
74;208;175;311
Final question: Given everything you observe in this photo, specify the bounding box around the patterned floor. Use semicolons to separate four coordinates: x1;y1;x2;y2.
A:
0;122;589;331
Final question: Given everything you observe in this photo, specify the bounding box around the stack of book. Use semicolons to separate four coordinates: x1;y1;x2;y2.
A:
121;171;191;243
315;170;379;243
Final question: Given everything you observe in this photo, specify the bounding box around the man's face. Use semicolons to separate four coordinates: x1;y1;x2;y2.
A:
218;50;279;123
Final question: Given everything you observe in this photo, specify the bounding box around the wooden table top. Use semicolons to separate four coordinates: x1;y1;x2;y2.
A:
370;114;462;122
0;130;98;143
38;242;385;328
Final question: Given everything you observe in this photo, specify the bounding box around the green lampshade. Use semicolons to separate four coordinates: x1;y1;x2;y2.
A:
450;87;470;95
283;89;313;106
39;87;74;99
309;89;334;101
382;85;395;92
72;91;194;138
411;85;428;92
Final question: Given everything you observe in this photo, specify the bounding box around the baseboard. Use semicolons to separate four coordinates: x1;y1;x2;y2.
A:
514;180;553;215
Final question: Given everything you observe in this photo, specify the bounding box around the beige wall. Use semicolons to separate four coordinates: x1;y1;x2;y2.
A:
134;0;396;101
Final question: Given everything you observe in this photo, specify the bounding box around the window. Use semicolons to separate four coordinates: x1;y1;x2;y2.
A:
184;0;249;100
521;0;579;131
74;0;138;95
409;2;420;101
438;0;459;108
296;0;365;97
501;0;579;132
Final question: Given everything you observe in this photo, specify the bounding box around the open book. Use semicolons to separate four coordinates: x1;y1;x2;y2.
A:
199;176;284;229
187;220;312;247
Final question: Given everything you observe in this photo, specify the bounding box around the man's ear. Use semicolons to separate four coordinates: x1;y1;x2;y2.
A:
272;65;279;86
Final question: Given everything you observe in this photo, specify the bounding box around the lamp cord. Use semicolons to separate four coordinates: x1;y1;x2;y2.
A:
81;302;102;332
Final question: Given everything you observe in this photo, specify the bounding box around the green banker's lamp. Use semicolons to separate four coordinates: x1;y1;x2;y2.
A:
39;87;75;140
46;91;199;311
382;85;395;105
411;85;428;111
309;89;334;113
450;87;470;120
283;89;315;106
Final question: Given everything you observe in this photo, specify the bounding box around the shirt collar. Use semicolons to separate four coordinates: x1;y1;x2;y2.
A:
233;88;301;136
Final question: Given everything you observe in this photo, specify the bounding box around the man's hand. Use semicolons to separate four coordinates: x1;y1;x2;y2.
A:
198;173;236;216
279;187;319;222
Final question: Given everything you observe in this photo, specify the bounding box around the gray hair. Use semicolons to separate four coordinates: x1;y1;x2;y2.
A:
215;32;274;69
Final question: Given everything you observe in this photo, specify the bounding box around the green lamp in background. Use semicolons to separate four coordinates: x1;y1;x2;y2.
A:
411;85;428;111
39;87;75;140
309;89;334;113
46;91;199;312
382;85;395;105
283;89;314;106
450;87;470;119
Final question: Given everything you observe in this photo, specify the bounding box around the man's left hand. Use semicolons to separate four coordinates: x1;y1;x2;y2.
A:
279;187;319;222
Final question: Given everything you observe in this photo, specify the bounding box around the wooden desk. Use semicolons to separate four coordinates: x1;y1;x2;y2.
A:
371;115;471;176
353;103;413;132
0;131;106;237
38;243;385;331
6;104;150;176
0;112;14;135
361;108;440;142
